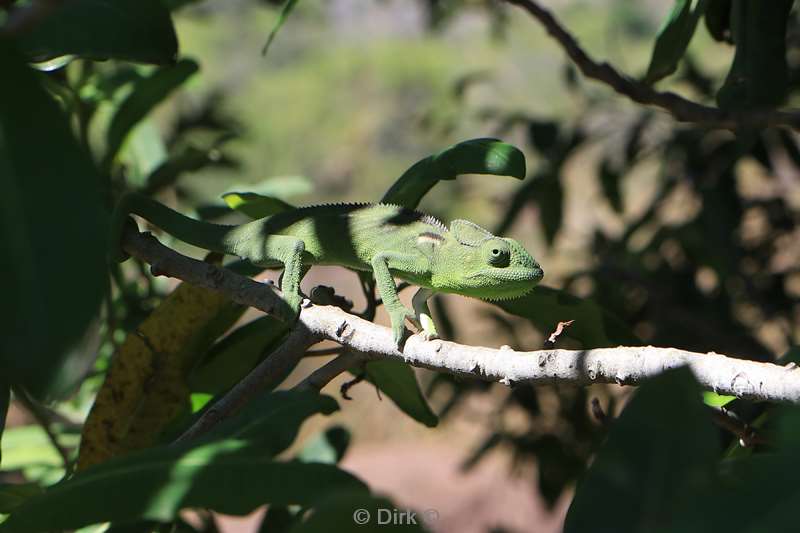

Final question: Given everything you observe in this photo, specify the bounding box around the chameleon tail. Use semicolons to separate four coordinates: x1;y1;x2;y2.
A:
110;192;238;262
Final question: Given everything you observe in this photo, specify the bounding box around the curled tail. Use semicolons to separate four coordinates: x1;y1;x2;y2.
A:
110;192;238;262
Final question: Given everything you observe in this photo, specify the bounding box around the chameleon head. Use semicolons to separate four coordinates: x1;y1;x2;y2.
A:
431;219;543;300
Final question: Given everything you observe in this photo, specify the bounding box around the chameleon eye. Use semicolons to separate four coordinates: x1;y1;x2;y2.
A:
484;241;510;267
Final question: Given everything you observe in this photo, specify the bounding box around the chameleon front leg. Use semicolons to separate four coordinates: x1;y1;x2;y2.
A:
370;252;420;347
412;288;438;340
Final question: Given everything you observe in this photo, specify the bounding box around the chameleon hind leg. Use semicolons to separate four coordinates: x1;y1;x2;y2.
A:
247;235;307;323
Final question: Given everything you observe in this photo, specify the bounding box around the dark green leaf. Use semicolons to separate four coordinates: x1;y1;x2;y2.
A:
189;316;288;395
599;160;623;213
0;39;107;399
104;59;199;168
716;0;792;111
564;368;719;533
0;451;366;533
18;0;178;64
143;138;237;195
364;360;438;427
704;0;732;43
222;192;295;219
258;506;299;533
0;483;44;514
535;174;563;246
644;0;708;84
494;286;640;348
199;391;339;453
381;138;526;209
262;0;300;56
288;492;429;533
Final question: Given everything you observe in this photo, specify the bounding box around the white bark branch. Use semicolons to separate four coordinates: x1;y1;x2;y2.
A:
122;229;800;413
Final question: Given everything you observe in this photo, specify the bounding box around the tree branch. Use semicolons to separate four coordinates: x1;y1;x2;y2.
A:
503;0;800;131
121;229;800;429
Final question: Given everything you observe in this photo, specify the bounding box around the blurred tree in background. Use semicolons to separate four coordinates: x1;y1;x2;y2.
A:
2;1;800;532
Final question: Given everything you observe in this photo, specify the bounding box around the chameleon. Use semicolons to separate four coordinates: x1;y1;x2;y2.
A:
111;193;544;346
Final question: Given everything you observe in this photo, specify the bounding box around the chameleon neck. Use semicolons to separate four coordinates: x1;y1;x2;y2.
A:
116;193;239;254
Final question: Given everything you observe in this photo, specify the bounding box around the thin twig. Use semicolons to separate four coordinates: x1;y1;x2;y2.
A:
504;0;800;131
293;351;365;392
11;386;72;469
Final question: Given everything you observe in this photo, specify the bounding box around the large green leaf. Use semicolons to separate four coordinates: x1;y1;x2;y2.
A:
1;392;362;533
381;138;526;209
189;316;288;395
103;59;199;169
494;286;640;348
197;391;339;453
716;0;792;111
364;360;438;428
0;39;107;399
0;451;366;533
644;0;708;84
17;0;178;65
564;367;719;533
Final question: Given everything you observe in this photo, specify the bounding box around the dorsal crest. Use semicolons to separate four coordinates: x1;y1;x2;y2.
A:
450;219;494;246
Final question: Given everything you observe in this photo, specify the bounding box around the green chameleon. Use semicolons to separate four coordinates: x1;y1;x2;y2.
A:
111;194;543;346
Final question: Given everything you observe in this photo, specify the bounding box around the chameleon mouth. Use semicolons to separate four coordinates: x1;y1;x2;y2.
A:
467;267;544;283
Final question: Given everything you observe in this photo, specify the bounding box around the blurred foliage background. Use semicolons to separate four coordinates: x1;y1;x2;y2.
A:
3;0;800;532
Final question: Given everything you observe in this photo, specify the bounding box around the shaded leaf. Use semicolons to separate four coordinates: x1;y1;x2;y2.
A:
564;368;719;533
363;360;438;427
199;391;339;453
104;59;199;168
0;378;7;465
644;0;708;84
0;450;366;533
382;138;526;209
298;426;351;465
494;286;640;348
18;0;178;64
527;120;559;155
0;483;44;514
258;506;299;533
189;316;288;395
143;139;237;195
222;192;295;219
0;39;107;399
716;0;792;111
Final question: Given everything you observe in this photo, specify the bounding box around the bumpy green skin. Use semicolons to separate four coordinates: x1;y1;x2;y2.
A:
112;193;544;346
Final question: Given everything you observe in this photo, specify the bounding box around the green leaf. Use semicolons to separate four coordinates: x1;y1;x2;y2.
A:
222;192;295;219
198;391;339;453
0;483;44;514
288;492;429;533
495;286;640;348
702;391;735;408
143;138;236;195
564;367;719;533
103;58;199;169
716;0;793;111
262;0;301;56
363;361;438;428
0;450;366;533
18;0;178;65
0;39;108;399
644;0;708;84
189;316;288;395
382;138;526;209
